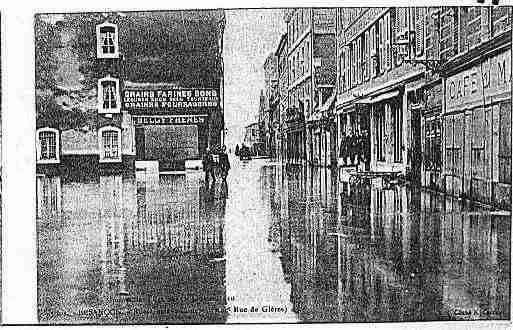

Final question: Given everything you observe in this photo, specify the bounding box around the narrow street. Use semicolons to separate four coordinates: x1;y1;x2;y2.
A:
37;155;510;324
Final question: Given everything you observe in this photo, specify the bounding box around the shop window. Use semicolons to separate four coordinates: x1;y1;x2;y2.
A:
424;117;442;171
36;127;60;164
392;103;402;163
375;106;385;162
498;101;511;184
96;22;119;59
99;126;122;163
98;76;120;114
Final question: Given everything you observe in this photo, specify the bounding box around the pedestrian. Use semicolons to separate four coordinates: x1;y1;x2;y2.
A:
339;132;347;166
235;144;240;156
202;147;215;184
219;145;231;181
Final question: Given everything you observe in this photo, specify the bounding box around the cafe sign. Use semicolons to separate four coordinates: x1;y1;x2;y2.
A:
133;115;208;126
446;49;511;112
123;88;219;112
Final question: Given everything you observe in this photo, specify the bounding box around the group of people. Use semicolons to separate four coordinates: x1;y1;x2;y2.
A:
234;144;252;159
339;130;370;166
203;145;231;183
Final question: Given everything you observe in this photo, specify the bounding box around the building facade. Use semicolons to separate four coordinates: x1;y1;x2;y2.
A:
276;33;289;162
334;6;512;209
435;6;512;209
36;11;226;175
335;8;428;176
263;53;279;158
283;8;337;166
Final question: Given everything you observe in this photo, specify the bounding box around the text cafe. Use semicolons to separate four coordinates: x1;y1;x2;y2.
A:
123;85;220;171
443;48;511;208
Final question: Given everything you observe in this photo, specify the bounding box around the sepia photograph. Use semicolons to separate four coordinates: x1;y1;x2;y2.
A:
34;6;511;325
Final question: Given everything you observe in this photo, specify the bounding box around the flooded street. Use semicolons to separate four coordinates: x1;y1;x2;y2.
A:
37;157;510;324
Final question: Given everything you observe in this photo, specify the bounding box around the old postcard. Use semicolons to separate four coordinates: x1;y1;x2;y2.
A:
32;6;512;325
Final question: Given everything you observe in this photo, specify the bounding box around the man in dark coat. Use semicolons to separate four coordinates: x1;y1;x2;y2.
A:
219;145;231;181
203;147;215;183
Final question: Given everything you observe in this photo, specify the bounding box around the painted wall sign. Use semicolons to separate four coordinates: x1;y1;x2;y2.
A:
133;115;207;126
446;49;511;112
123;88;219;112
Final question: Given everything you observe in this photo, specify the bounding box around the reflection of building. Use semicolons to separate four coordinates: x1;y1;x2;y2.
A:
37;174;228;323
268;163;510;322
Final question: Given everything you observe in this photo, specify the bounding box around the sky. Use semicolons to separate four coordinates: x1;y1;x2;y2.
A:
223;9;286;147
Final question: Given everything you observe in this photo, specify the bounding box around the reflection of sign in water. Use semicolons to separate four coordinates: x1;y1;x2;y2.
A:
133;115;207;125
446;49;511;112
123;89;219;111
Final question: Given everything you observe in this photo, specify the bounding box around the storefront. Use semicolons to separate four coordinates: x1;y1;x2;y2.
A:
421;81;443;190
284;106;305;165
443;48;511;209
123;84;221;171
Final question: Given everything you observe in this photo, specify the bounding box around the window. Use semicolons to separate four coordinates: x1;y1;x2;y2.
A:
492;6;511;37
99;126;122;163
36;127;60;164
466;7;482;50
98;76;120;113
96;22;119;59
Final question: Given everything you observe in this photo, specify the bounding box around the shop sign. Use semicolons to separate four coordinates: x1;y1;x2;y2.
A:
425;83;442;109
446;49;511;112
123;88;219;112
133;115;207;126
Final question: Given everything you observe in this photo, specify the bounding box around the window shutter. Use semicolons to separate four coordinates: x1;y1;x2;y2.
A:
385;14;391;70
415;8;425;56
370;25;376;77
379;18;384;73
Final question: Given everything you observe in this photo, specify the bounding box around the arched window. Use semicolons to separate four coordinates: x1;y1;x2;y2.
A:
98;126;122;163
98;76;120;114
36;127;60;164
96;22;119;59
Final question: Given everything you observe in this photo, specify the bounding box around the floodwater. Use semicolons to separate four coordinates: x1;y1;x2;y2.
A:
37;157;511;324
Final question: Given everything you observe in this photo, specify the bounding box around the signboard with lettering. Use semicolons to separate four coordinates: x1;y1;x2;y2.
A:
446;49;511;112
133;115;208;126
123;88;219;114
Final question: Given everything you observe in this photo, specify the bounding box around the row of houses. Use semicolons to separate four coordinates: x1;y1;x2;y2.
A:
259;6;512;210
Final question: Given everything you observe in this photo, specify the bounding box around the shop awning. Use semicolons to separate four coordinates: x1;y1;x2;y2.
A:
369;90;400;103
318;92;337;113
309;92;336;122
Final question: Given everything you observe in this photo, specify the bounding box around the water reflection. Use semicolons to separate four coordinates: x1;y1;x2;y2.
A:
37;173;228;324
273;165;510;322
37;160;510;324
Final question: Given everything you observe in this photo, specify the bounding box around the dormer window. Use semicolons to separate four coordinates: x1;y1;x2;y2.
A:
98;126;122;163
96;22;119;59
36;127;60;164
98;76;120;114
